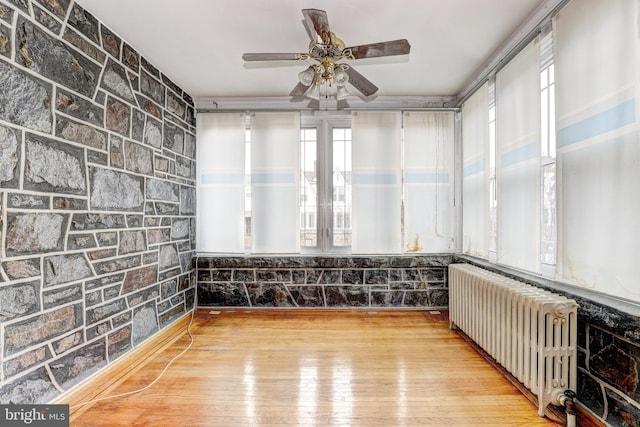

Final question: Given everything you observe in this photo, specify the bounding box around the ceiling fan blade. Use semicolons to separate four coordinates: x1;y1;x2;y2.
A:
289;82;311;97
346;39;411;59
242;53;305;61
345;67;379;97
302;9;331;45
302;18;319;43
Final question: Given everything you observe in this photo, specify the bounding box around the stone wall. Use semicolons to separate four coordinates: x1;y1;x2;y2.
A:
0;0;196;404
197;256;453;308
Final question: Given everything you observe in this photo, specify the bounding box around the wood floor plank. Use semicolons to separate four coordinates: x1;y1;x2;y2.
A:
69;309;561;426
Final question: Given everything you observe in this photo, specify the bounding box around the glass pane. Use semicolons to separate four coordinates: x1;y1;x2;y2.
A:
332;128;352;247
300;128;318;247
541;163;556;264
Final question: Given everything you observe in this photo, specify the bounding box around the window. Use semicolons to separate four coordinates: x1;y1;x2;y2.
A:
488;80;497;259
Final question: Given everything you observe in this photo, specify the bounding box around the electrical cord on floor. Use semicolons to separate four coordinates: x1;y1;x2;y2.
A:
70;297;197;410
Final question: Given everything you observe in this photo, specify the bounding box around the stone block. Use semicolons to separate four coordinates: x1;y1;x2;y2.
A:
0;280;40;322
61;26;105;64
112;311;132;327
50;340;107;391
52;331;83;355
86;321;111;340
162;74;182;97
100;24;121;59
247;283;294;307
185;133;196;159
110;134;124;169
121;265;158;295
0;123;20;187
159;304;185;328
108;326;132;361
32;4;61;36
132;301;159;346
126;214;143;228
198;282;249;307
166;90;186;120
125;140;153;175
122;43;139;71
85;289;102;307
180;186;196;215
163;121;184;154
38;0;70;19
137;94;162;120
127;285;159;307
161;279;177;299
119;230;147;255
96;231;118;246
325;286;368;307
44;254;93;287
159;244;179;271
43;283;83;309
17;17;100;98
143;251;159;265
5;212;68;256
175;156;192;179
67;233;97;250
90;167;144;212
55;115;107;151
85;273;124;290
103;284;121;300
2;259;41;280
140;70;165;106
53;197;87;211
288;286;324;307
56;89;104;127
93;255;141;275
605;387;640;426
100;58;135;103
8;193;49;209
67;3;99;44
3;346;52;379
0;22;10;58
131;109;145;142
146;178;179;201
25;133;87;194
144;116;163;149
0;3;14;23
0;60;52;133
0;367;59;404
71;213;126;231
86;298;126;325
88;248;116;262
371;290;404;307
171;218;190;240
106;96;130;137
4;303;83;356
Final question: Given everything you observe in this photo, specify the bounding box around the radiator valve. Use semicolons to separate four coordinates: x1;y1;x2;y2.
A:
562;389;577;427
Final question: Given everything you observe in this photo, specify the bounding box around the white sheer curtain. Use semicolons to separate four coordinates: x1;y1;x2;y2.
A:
403;111;455;253
462;83;490;258
351;111;402;254
251;112;301;253
196;113;246;253
554;0;640;301
496;38;541;272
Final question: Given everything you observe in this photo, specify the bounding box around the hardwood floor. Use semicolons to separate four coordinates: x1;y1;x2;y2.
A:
69;309;561;426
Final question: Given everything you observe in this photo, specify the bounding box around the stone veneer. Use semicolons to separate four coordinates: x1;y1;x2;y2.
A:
0;0;196;404
197;255;453;309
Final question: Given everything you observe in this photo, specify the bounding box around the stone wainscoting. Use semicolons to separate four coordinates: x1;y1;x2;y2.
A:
0;0;196;404
197;256;453;308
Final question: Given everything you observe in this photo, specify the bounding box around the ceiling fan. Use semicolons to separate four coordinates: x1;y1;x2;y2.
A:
242;9;411;100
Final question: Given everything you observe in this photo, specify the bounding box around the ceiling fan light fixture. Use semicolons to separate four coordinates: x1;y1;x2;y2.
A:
306;84;321;100
298;67;316;86
336;85;350;100
334;68;349;86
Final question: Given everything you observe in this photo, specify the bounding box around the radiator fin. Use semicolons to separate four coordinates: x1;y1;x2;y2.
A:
449;263;578;417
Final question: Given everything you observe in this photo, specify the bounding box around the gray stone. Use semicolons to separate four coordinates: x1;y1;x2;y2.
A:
147;228;170;245
96;231;118;246
0;124;20;187
156;202;180;216
85;290;102;307
185;133;196;158
125;141;153;175
71;213;126;230
126;214;143;228
85;273;124;290
67;233;97;250
44;254;93;287
3;259;41;280
122;265;158;293
166;90;186;119
100;58;136;103
127;285;159;307
159;244;179;270
119;230;147;255
87;149;108;166
180;186;196;214
52;331;83;355
163;121;184;154
90;167;144;212
132;301;158;346
61;26;106;64
0;367;59;404
88;248;117;261
137;94;162;120
25;133;87;194
155;156;170;172
43;283;83;309
0;23;10;58
56;89;104;127
5;213;68;256
110;134;124;169
0;4;14;23
141;56;160;78
122;43;139;71
144;116;162;149
3;346;52;379
50;341;107;391
32;4;62;35
4;303;83;356
93;255;141;275
146;178;179;201
55;116;107;151
100;24;121;59
8;193;49;209
86;298;126;324
131;109;145;142
140;70;165;105
143;251;159;265
176;156;192;179
186;105;195;127
106;96;130;137
66;3;99;44
0;60;52;133
162;75;182;97
161;279;177;299
37;0;70;19
159;304;185;328
112;311;132;327
53;196;87;210
0;281;40;322
171;218;190;240
108;326;132;360
180;252;193;273
5;0;27;14
17;17;101;98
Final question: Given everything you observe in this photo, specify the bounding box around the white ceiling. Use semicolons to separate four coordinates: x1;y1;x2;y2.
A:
77;0;548;101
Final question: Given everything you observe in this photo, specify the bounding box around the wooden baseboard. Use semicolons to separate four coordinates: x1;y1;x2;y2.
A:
53;311;194;420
